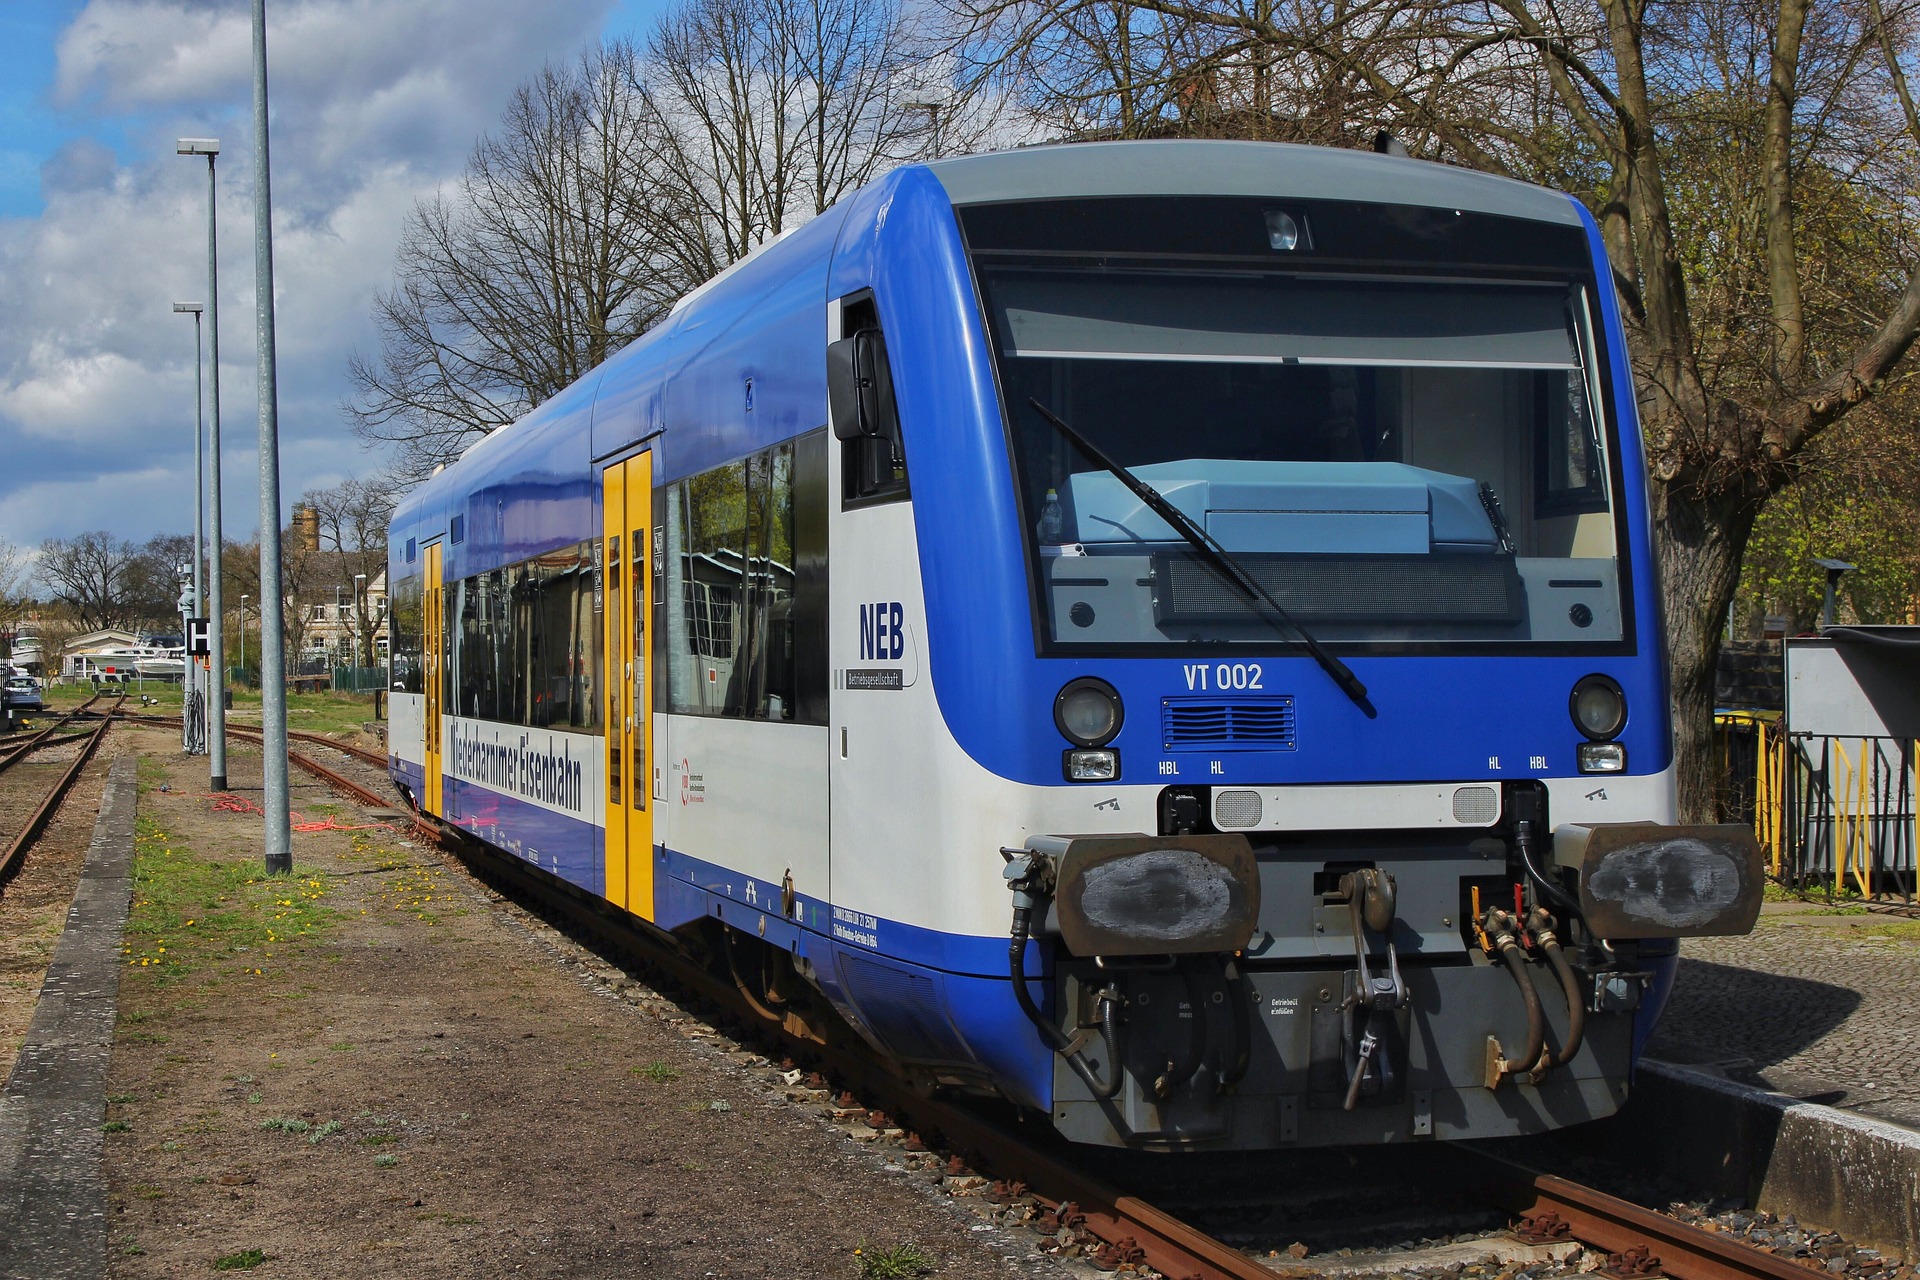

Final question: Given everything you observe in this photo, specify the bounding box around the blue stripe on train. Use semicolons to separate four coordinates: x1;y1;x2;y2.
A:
439;776;604;897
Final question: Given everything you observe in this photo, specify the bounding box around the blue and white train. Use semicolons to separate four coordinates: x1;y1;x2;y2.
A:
387;140;1762;1149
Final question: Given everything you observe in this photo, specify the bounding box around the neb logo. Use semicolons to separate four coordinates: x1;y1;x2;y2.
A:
859;602;905;660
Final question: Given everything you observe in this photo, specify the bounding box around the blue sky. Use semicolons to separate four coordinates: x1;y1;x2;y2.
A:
0;0;671;565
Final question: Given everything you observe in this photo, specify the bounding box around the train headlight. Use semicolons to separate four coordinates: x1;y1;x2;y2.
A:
1055;678;1123;747
1577;742;1627;773
1570;674;1626;740
1064;749;1120;782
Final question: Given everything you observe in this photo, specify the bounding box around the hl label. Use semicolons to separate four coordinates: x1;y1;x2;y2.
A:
859;602;905;661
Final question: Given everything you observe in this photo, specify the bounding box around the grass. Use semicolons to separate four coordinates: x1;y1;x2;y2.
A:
855;1243;936;1279
307;1120;344;1144
42;680;384;736
373;1153;399;1168
212;1248;269;1271
631;1061;679;1083
260;1117;310;1133
123;816;336;981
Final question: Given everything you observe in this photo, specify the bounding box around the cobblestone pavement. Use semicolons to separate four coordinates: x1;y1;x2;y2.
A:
1646;903;1920;1131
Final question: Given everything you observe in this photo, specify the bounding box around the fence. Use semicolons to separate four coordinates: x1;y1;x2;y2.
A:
331;666;387;692
1718;712;1918;899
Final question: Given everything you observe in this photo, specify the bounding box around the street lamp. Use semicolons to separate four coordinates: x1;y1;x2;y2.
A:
172;300;207;756
248;0;293;874
177;135;229;790
171;302;206;618
1814;558;1855;630
353;573;367;670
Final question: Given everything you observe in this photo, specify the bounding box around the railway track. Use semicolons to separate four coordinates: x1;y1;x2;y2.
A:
102;709;1843;1280
0;693;122;891
0;691;111;773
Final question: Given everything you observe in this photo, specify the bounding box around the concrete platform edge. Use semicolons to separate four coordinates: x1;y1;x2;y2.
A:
1614;1058;1920;1259
0;754;137;1280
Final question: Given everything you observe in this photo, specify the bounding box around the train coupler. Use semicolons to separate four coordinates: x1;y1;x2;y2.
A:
1338;869;1409;1111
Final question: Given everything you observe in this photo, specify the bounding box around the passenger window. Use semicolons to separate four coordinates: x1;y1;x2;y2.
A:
830;293;908;506
663;430;828;724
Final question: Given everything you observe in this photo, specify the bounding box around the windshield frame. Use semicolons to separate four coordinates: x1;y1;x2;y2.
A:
954;200;1638;661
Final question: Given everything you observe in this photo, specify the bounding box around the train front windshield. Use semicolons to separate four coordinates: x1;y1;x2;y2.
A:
977;266;1626;651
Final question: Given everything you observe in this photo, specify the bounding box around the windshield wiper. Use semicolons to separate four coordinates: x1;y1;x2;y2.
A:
1027;397;1375;718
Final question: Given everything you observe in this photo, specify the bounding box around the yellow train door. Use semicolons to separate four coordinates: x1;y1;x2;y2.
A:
423;540;444;815
602;453;654;918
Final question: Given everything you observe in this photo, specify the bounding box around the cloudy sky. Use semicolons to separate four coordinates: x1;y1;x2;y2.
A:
0;0;671;562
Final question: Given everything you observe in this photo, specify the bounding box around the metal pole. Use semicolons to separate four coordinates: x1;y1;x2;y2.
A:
173;301;208;754
190;313;205;617
240;596;248;674
252;0;291;875
179;139;231;789
206;150;229;791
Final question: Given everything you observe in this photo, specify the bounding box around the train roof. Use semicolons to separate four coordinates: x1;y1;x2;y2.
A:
391;140;1590;564
924;140;1581;226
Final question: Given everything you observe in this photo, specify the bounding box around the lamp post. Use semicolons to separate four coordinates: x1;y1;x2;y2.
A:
353;573;367;671
249;0;292;874
1814;558;1855;630
172;300;207;754
177;136;229;789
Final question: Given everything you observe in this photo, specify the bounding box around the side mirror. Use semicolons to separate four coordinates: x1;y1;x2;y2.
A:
828;329;895;442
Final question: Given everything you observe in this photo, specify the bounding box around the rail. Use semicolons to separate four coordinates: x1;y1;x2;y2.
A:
0;692;108;774
0;693;122;890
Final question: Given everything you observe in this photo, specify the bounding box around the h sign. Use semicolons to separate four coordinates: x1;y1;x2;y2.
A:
187;617;211;656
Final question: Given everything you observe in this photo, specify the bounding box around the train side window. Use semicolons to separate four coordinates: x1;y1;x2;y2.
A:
387;576;424;693
831;293;908;506
662;431;828;725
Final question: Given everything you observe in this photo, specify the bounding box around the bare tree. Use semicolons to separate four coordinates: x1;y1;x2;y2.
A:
347;41;669;479
302;473;401;664
37;532;145;632
631;0;933;270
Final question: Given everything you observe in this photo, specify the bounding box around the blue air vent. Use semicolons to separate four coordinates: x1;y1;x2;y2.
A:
1161;696;1297;752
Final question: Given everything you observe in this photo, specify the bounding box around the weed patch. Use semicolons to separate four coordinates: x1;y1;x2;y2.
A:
856;1242;935;1278
632;1061;679;1083
212;1248;269;1271
123;816;336;981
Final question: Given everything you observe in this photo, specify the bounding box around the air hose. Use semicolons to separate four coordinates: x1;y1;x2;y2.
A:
1008;896;1124;1099
1483;908;1545;1080
1527;906;1586;1067
1222;959;1252;1087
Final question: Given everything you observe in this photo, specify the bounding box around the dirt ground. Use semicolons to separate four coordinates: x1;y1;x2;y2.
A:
98;725;1073;1278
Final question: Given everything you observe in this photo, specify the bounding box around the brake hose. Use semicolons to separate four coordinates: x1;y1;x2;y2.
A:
1009;901;1124;1099
1527;906;1586;1066
1484;908;1545;1079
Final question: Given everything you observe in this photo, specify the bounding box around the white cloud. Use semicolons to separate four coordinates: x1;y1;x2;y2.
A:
0;0;616;548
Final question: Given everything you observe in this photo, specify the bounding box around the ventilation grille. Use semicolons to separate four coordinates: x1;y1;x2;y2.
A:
1161;697;1296;752
1452;786;1500;824
1215;790;1265;828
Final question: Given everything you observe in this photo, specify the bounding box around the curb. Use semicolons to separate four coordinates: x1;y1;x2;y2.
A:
1616;1058;1920;1258
0;755;137;1280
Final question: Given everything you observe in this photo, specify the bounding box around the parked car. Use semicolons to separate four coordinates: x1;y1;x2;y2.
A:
4;676;43;712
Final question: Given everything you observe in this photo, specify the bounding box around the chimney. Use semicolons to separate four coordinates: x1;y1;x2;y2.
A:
291;504;321;553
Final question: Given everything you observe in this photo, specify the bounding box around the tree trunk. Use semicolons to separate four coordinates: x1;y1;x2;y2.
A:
1650;468;1760;823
